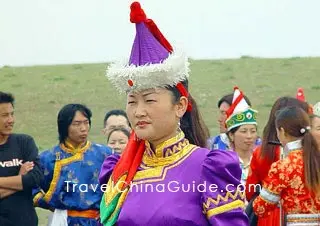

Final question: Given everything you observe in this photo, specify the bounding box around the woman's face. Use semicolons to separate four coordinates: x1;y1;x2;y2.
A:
126;87;187;146
311;116;320;149
229;124;257;152
107;130;129;154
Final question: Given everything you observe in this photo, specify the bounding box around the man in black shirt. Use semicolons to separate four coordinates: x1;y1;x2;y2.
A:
0;92;44;226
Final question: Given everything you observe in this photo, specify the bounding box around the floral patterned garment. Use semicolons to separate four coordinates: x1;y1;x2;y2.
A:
253;140;320;217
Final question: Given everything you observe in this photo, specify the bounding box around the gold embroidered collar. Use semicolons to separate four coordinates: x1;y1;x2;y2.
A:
142;131;191;167
60;140;91;155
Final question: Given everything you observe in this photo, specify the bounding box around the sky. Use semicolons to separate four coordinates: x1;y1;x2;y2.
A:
1;0;320;66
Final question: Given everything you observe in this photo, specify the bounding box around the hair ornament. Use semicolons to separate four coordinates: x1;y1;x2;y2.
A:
300;126;311;134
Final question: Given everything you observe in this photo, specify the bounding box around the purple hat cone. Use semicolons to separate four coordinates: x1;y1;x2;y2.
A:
129;23;170;66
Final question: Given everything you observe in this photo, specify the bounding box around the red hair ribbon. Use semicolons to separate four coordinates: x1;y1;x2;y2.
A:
176;82;192;112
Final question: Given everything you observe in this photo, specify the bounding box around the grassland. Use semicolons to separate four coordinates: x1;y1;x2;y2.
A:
1;57;320;225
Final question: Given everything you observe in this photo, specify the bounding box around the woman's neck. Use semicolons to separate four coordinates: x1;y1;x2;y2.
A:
235;148;252;165
149;130;179;151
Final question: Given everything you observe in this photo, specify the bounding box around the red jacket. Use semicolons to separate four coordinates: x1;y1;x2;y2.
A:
246;145;280;200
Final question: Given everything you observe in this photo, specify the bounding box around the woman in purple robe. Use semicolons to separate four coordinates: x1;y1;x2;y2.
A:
99;2;249;226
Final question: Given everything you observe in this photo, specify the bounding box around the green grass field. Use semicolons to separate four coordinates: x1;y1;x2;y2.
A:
1;57;320;225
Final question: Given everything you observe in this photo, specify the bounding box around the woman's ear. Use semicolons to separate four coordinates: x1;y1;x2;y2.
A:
175;96;188;118
279;127;285;136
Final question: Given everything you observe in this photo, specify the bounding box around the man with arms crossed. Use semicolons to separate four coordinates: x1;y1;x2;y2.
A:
0;91;43;226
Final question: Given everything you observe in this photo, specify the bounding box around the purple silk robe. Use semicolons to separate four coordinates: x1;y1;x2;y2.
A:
99;133;249;226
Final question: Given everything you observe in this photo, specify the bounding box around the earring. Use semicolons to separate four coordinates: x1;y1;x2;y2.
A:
177;121;182;132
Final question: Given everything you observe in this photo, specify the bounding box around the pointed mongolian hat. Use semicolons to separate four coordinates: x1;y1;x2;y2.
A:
106;2;190;93
225;87;258;132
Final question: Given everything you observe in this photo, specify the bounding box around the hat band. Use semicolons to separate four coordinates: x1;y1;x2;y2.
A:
176;82;192;112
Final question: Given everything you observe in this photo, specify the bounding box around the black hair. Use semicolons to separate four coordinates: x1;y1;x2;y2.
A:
103;109;130;128
167;80;210;147
57;104;92;144
228;126;240;135
0;92;14;106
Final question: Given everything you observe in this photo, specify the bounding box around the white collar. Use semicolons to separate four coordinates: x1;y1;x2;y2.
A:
284;140;302;157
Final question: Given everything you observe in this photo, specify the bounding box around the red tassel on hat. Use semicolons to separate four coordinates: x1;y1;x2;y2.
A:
130;2;147;23
296;88;305;102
